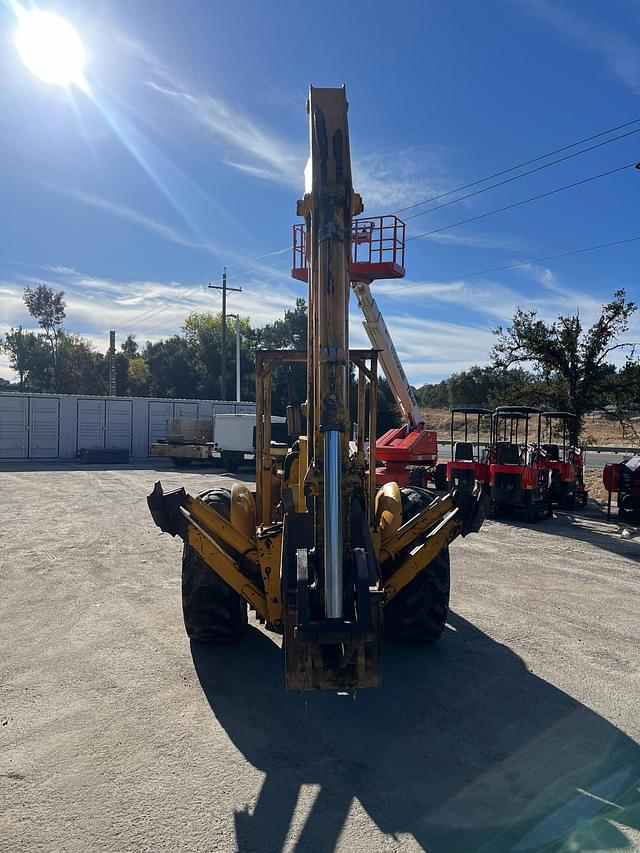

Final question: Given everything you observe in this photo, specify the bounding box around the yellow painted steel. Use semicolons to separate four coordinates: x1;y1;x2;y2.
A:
186;518;268;620
256;529;284;625
188;496;259;566
379;494;456;562
284;456;301;511
297;436;308;512
383;512;461;604
375;482;402;543
231;483;256;541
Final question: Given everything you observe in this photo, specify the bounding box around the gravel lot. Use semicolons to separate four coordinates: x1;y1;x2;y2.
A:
1;462;639;853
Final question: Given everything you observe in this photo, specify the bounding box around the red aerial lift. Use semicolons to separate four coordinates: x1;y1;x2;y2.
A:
489;406;552;522
446;407;493;493
539;411;588;508
292;216;446;490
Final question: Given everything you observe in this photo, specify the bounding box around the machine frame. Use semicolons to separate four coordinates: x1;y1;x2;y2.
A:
539;411;588;508
603;455;640;521
446;407;494;493
489;406;552;522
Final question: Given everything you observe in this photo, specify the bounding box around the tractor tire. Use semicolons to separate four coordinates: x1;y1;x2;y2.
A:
434;463;448;491
383;487;450;644
408;467;428;488
222;453;242;473
181;488;248;643
171;457;192;468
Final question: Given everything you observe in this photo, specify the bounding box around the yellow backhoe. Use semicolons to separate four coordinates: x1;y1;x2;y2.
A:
148;86;488;690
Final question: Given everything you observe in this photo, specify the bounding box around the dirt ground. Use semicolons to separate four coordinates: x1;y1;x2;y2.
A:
1;462;639;853
424;408;640;447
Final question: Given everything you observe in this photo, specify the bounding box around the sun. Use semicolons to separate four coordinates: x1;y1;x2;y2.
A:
15;9;87;91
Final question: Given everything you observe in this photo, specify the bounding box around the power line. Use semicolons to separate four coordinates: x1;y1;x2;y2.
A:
115;121;640;334
223;245;289;270
115;257;291;334
122;157;635;331
404;126;640;222
392;116;640;216
138;234;640;338
118;283;204;332
408;161;637;242
390;234;640;292
129;259;294;337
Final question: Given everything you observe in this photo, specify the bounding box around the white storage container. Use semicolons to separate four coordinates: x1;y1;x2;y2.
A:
0;393;256;460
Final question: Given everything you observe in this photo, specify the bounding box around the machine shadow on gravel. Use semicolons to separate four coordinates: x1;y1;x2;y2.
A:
192;615;640;853
492;507;639;560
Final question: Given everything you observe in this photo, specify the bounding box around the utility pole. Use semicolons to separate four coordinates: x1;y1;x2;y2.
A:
208;268;242;400
228;313;241;401
109;330;116;396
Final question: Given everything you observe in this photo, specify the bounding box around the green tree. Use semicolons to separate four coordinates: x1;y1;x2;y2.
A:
23;285;66;391
56;333;106;395
492;290;638;440
126;358;151;396
374;377;401;435
120;335;139;358
416;379;449;409
182;312;255;400
254;299;308;414
257;298;308;350
1;327;51;391
609;355;640;438
143;336;201;398
0;326;36;391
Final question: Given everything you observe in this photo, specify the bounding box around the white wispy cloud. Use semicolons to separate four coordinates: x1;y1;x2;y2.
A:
373;278;522;320
136;46;455;211
372;262;621;329
147;81;304;188
0;263;302;357
515;262;613;320
350;312;495;382
523;0;640;94
352;149;454;212
417;231;527;250
43;184;227;256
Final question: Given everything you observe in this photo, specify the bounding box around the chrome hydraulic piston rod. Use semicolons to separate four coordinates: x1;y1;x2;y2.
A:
323;429;343;618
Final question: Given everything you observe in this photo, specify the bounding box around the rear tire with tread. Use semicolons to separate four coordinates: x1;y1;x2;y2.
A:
408;467;428;488
181;488;248;643
384;487;450;644
172;457;192;468
434;463;448;491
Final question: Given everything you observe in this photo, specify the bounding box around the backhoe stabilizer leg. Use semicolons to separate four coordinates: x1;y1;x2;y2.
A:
147;481;188;537
384;512;460;604
382;484;488;605
453;484;490;537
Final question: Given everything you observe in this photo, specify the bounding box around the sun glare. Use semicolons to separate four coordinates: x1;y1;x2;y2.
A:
15;9;87;90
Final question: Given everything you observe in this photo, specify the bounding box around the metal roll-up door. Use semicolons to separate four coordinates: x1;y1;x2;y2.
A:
28;397;60;458
77;399;106;451
106;400;133;451
0;396;27;458
147;401;173;452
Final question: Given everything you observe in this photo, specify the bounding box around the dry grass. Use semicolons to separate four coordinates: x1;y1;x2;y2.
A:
422;409;640;447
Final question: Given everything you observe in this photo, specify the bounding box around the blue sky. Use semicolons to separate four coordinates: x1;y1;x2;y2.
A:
1;0;638;384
